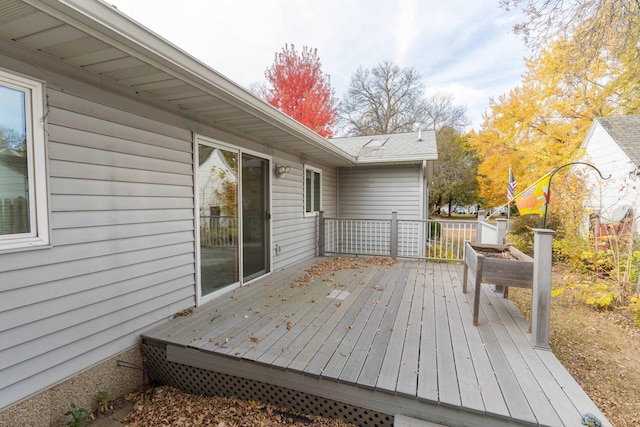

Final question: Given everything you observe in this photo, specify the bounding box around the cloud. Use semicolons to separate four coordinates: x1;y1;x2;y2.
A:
111;0;528;131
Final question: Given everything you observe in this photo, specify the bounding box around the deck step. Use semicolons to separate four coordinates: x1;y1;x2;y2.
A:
394;415;447;426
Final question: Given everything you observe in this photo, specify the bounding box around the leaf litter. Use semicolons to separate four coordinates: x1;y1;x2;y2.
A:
508;264;640;427
118;257;396;427
122;386;355;427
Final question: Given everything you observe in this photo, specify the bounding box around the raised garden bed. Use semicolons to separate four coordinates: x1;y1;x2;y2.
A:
463;241;533;325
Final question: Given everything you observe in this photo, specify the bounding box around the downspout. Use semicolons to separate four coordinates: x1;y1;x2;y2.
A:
336;167;340;216
421;160;427;220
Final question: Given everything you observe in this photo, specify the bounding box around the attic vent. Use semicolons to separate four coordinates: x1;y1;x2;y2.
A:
366;138;388;147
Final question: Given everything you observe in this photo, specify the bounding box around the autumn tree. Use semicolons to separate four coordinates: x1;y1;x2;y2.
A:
501;0;640;113
338;61;468;136
469;31;637;207
429;127;480;215
265;44;337;138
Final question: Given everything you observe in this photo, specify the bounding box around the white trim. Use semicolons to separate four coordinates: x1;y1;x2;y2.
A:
0;68;50;252
304;165;323;217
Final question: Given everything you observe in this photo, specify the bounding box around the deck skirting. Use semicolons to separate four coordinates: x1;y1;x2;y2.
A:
143;341;394;426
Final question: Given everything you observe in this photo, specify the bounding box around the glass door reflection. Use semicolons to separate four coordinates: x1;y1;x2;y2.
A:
198;144;239;296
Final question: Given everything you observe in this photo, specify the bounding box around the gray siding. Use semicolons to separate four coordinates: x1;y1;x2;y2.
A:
271;159;337;270
337;165;423;219
0;50;341;409
0;65;197;408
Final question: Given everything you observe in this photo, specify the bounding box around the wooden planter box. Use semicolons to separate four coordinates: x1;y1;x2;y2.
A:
463;241;534;326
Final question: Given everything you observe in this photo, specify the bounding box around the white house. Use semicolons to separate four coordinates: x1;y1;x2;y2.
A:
0;1;436;424
579;115;640;231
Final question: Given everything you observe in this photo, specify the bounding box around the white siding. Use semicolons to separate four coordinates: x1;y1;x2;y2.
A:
582;122;640;228
0;68;196;409
337;165;423;219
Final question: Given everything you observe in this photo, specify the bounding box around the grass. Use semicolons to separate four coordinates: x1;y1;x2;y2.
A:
508;265;640;427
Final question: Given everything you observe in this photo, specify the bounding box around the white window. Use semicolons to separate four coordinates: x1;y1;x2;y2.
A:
304;166;322;214
0;69;49;251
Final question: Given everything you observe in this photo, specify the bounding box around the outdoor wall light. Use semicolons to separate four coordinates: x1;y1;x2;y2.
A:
275;164;291;178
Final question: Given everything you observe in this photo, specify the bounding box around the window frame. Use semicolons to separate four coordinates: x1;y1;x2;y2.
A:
0;68;49;252
304;165;322;216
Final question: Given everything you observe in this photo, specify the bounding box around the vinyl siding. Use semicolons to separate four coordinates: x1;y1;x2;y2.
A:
0;50;341;409
337;165;423;219
0;69;197;409
271;159;337;270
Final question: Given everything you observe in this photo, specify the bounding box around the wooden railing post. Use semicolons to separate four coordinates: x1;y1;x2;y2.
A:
390;210;398;260
496;218;507;244
531;228;554;349
476;210;486;243
318;211;325;257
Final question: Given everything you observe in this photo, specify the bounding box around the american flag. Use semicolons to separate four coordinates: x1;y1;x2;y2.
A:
507;167;516;201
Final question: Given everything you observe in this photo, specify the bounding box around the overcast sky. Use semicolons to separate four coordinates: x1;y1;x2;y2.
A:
109;0;529;131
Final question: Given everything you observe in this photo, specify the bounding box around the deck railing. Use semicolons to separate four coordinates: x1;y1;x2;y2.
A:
200;215;236;247
319;211;508;262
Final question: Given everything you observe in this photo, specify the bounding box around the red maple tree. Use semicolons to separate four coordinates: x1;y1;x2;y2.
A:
265;44;337;138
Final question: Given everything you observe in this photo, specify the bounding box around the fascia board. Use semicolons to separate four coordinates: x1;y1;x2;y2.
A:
353;155;437;165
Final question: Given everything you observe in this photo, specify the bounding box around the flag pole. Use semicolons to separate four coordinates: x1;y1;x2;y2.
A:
507;166;511;222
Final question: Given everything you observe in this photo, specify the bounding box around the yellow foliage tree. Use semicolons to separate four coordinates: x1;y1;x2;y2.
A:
470;31;637;208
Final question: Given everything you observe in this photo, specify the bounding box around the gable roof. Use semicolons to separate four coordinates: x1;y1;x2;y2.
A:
595;115;640;165
329;131;437;164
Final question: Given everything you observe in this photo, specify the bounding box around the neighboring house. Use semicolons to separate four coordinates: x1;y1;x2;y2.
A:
0;0;436;423
579;115;640;232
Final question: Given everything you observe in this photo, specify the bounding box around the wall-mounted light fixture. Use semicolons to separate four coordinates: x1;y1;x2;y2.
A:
274;164;291;178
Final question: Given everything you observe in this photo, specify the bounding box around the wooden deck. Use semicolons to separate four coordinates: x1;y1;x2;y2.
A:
142;257;611;427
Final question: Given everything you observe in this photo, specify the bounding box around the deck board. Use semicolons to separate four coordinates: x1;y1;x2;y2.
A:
357;263;410;388
376;263;419;392
273;266;380;369
472;283;538;424
143;257;611;427
417;262;438;402
395;261;424;397
441;263;485;413
339;264;409;385
483;285;574;426
447;264;510;418
300;266;388;376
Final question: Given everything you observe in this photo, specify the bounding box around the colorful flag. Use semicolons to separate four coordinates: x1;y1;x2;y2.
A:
515;173;551;216
507;167;516;201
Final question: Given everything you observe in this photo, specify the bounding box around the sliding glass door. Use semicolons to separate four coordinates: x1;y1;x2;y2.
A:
242;153;269;281
197;140;270;299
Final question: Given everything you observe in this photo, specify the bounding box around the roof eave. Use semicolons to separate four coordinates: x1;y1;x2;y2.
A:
25;0;355;166
353;155;437;165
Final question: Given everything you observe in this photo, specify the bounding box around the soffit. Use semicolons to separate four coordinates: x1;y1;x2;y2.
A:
0;0;355;167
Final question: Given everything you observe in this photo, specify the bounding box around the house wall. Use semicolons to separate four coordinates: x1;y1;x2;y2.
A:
272;161;336;270
337;165;424;219
0;52;197;412
582;122;640;229
0;46;336;413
